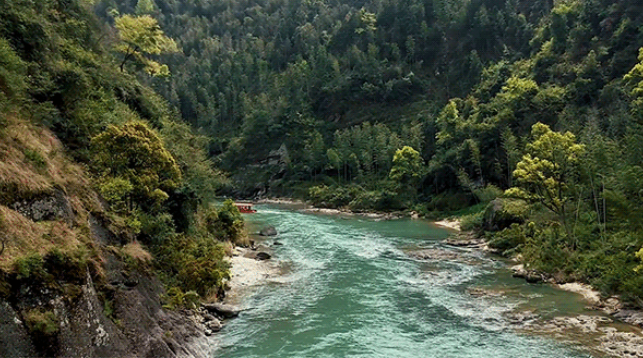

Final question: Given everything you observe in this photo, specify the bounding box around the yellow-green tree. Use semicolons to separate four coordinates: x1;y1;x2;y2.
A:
114;15;178;76
624;47;643;118
389;146;425;200
91;121;181;211
135;0;157;15
505;123;585;234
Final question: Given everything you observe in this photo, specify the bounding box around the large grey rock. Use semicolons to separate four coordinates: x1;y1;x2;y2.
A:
202;303;241;319
11;189;74;224
0;300;37;358
259;226;278;236
205;319;222;332
255;252;272;261
613;310;643;327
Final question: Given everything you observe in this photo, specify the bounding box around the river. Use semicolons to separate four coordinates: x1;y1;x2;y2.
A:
212;204;600;357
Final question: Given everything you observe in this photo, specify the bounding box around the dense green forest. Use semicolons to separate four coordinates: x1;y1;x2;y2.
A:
3;0;643;323
90;0;643;305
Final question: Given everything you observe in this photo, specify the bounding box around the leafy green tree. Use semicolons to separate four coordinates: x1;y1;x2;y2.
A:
114;15;178;76
160;119;228;203
505;123;585;235
217;199;244;241
135;0;157;16
624;47;643;118
435;100;460;145
0;38;26;103
389;146;425;202
91;121;181;211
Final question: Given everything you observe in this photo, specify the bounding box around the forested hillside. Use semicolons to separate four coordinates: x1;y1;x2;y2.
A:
2;0;643;353
97;0;546;183
93;0;643;306
0;1;243;354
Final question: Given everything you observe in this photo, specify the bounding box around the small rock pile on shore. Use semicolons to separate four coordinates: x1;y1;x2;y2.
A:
189;303;241;336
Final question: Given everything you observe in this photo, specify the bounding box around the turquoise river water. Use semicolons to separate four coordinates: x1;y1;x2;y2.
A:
211;204;599;358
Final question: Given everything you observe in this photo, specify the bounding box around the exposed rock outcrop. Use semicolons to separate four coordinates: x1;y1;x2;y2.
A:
1;259;213;358
0;300;37;357
202;303;241;319
11;189;74;224
255;252;272;261
443;232;486;249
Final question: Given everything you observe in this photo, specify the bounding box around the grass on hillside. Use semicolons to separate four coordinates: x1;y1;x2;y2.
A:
0;114;97;205
0;115;101;271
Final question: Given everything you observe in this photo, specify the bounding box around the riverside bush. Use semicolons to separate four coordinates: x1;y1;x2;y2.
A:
487;223;529;255
460;211;484;231
308;185;362;208
162;287;200;310
153;234;230;298
348;189;402;212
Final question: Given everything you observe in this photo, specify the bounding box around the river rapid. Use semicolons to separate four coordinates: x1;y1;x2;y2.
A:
212;204;603;358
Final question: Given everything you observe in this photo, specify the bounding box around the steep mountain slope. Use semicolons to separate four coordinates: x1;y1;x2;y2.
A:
0;1;241;356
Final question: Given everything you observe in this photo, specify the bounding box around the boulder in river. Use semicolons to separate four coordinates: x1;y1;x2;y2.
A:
511;264;528;278
255;252;272;261
205;318;222;332
202;303;241;319
525;272;543;284
259;226;278;236
512;264;543;284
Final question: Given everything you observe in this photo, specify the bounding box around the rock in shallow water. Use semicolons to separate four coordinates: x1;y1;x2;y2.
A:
202;303;241;319
255;252;271;260
259;226;278;236
407;248;460;261
205;319;222;332
443;232;485;248
511;264;543;283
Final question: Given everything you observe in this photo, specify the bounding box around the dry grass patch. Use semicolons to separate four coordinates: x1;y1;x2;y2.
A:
0;205;85;271
0;114;90;204
122;241;153;265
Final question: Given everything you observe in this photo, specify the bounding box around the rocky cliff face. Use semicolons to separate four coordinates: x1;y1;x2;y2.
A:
0;212;213;358
0;120;214;357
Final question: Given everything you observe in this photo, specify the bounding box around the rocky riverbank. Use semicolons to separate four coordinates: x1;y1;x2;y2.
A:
257;198;407;220
449;235;643;357
224;246;282;305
